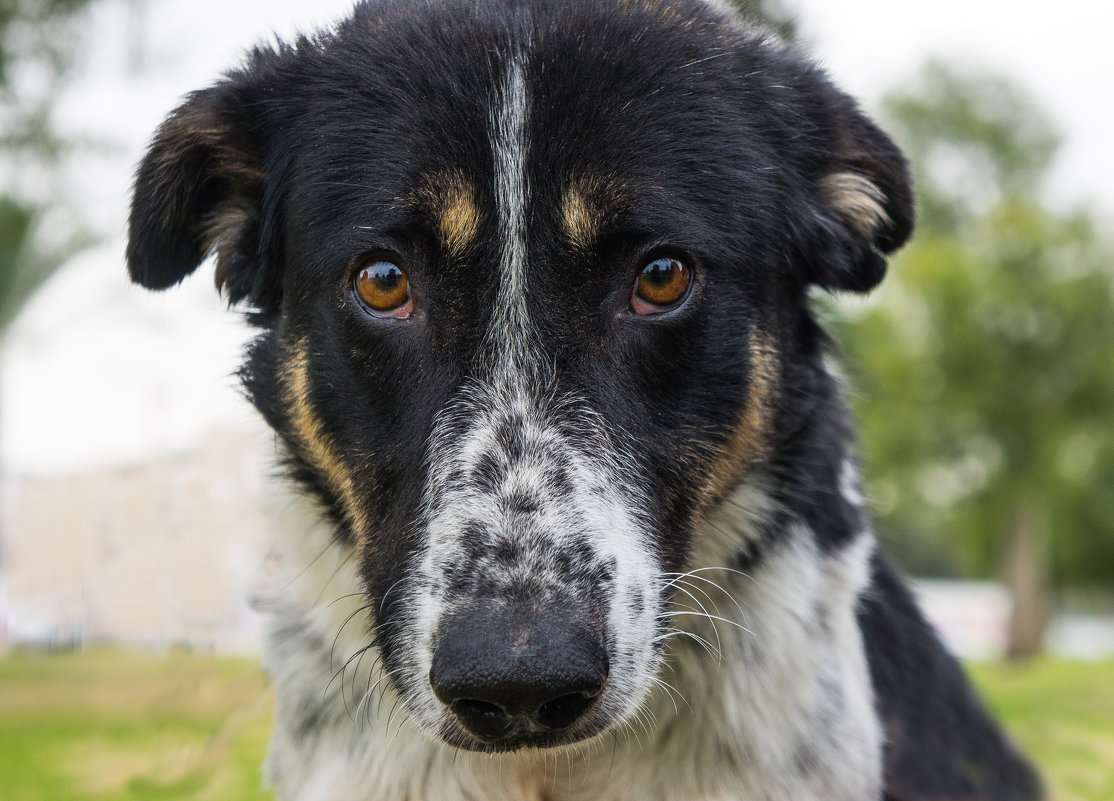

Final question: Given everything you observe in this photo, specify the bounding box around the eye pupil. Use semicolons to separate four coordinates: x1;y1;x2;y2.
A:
372;264;402;289
644;261;673;286
633;256;691;312
354;260;412;317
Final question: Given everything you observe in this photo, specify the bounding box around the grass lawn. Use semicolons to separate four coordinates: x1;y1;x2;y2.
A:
0;649;274;801
971;659;1114;801
0;649;1110;800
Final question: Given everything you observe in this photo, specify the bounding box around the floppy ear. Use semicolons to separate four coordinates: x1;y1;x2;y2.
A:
801;85;915;293
127;75;281;312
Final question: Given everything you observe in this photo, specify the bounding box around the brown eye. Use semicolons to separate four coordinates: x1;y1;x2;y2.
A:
632;257;692;313
354;260;412;318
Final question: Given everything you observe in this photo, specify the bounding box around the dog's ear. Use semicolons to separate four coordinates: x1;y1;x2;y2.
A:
800;82;915;294
127;74;281;312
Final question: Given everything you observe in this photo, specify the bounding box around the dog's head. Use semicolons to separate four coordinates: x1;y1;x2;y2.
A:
127;0;911;753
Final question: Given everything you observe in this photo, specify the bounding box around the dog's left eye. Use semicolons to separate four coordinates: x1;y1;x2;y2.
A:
353;260;412;318
631;256;692;314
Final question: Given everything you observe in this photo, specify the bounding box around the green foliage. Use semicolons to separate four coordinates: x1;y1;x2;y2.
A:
1;0;93;153
723;0;798;41
883;61;1060;232
0;197;34;329
832;62;1114;584
0;197;77;333
0;0;97;337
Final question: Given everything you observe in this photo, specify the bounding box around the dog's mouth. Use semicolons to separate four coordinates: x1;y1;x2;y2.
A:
436;693;609;753
440;685;605;741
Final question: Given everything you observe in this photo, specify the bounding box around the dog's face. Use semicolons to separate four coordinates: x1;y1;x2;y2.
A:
128;0;911;753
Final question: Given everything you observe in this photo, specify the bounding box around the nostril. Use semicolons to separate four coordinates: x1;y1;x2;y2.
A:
536;691;597;731
451;699;512;742
430;606;609;742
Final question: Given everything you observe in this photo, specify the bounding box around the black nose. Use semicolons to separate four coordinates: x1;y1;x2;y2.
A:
429;607;608;743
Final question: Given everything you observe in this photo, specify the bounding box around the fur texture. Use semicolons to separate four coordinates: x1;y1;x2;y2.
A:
127;0;1042;798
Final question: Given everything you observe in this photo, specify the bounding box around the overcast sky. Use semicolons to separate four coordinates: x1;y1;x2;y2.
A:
2;0;1110;477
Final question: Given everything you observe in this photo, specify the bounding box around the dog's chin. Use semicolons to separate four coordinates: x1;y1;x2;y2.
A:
441;727;602;755
434;713;616;755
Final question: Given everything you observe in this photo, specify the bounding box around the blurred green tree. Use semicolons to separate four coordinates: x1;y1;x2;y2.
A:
1;0;97;332
832;61;1114;656
726;0;797;41
1;0;100;562
0;198;35;331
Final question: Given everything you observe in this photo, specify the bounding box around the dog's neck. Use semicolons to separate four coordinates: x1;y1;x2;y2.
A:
252;411;883;801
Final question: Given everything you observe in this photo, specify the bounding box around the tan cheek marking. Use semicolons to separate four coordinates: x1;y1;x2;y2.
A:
702;331;780;507
819;171;889;239
282;342;370;542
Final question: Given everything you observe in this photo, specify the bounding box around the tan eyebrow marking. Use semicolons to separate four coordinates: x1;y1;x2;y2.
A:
561;185;597;250
412;171;482;256
560;175;625;251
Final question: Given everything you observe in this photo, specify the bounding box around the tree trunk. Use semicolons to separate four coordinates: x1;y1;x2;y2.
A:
1003;503;1050;659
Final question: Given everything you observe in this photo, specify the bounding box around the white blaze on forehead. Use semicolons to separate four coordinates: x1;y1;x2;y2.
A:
489;55;533;368
399;54;665;740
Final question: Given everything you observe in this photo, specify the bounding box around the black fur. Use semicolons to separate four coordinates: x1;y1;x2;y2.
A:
861;553;1043;801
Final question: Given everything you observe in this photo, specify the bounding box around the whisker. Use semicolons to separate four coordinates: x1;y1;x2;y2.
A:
663;575;721;612
662;564;754;582
654;626;721;661
667;572;751;629
355;672;387;727
378;574;411;616
666;585;724;657
325;592;368;608
666;610;756;638
330;603;373;667
648;674;690;715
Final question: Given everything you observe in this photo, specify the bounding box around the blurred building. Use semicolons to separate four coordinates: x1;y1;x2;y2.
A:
1;426;272;651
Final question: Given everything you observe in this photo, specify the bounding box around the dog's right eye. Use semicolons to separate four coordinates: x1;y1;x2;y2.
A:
353;260;412;318
631;256;692;314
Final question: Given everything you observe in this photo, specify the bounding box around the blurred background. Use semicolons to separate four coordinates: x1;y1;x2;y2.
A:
1;0;1111;798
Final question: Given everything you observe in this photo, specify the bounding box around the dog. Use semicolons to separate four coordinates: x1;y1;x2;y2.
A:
125;0;1043;798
